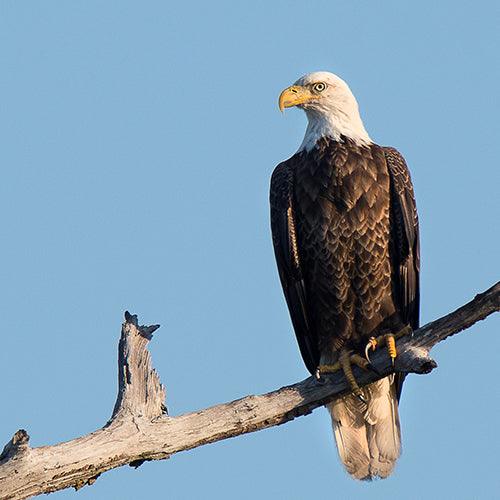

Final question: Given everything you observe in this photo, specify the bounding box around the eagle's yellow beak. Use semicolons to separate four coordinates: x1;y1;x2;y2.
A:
278;85;316;112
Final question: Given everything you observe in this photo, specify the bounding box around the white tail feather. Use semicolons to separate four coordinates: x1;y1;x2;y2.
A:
327;375;401;480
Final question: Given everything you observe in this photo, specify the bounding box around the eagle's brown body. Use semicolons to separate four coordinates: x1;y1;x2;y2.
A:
270;136;419;479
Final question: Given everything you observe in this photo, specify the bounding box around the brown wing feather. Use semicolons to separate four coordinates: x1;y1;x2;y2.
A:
270;159;319;374
384;147;420;399
385;147;420;329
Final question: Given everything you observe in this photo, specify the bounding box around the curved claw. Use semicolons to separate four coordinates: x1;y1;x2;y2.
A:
364;336;378;362
364;343;372;363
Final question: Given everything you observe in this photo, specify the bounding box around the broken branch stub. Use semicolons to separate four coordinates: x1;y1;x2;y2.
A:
111;311;166;421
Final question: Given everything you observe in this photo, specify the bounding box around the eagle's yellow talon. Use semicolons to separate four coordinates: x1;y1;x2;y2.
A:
364;327;409;366
339;348;363;396
316;349;367;397
385;334;397;365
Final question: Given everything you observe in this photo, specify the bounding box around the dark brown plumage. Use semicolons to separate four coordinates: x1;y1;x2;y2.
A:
270;136;419;370
270;135;419;478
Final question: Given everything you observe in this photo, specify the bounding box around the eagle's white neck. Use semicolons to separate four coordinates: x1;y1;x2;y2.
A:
298;107;372;152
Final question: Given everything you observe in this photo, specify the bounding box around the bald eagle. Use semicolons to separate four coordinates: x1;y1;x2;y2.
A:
270;72;419;480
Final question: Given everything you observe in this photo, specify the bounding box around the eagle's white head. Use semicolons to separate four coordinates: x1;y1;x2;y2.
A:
279;71;372;151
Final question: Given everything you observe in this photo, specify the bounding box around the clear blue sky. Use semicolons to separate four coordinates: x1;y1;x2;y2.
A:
1;1;499;499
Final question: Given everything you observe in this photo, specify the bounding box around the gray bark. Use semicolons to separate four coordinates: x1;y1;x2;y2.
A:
0;282;498;499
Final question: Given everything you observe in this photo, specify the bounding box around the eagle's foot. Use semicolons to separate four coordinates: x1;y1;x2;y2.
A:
315;353;369;377
364;325;413;365
316;349;371;404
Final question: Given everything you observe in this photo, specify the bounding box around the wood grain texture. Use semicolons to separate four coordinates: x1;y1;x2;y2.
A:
0;282;498;499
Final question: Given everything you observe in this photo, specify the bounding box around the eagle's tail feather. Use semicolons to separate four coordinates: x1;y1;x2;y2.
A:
327;375;401;480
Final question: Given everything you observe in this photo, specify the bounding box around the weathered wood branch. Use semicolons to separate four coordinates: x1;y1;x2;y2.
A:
1;282;499;499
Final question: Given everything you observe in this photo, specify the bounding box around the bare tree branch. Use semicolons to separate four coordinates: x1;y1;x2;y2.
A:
1;282;498;499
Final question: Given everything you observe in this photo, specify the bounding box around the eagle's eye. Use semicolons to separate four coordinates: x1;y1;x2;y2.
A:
313;82;326;92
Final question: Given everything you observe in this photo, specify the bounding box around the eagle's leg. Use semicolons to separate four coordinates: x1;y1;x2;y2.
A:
316;349;372;403
364;325;413;364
